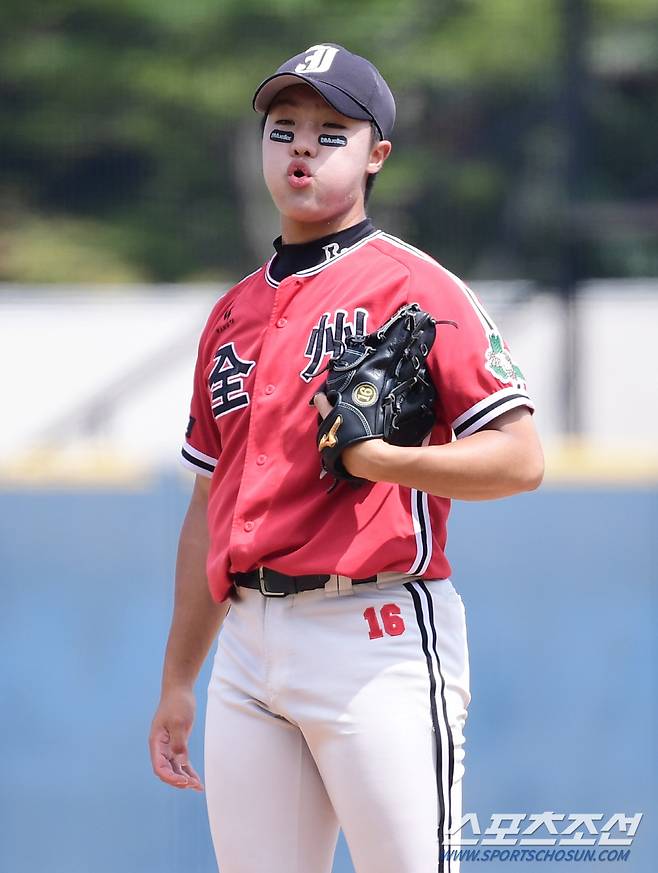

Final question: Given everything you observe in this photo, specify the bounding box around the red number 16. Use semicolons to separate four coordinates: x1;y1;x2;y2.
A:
363;603;406;639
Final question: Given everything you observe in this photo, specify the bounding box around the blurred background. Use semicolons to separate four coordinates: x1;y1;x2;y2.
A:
1;1;656;871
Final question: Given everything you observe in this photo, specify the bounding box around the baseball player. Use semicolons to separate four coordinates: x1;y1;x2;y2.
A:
149;43;544;873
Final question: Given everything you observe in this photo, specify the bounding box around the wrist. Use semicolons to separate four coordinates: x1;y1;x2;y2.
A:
161;669;197;695
358;438;399;482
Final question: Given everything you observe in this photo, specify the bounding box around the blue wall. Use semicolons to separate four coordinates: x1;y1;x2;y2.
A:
1;477;655;872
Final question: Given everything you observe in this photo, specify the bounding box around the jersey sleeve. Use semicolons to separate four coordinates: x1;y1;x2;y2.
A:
180;327;222;478
409;268;534;438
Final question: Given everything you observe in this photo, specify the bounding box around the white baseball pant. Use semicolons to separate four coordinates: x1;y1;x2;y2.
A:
204;574;470;873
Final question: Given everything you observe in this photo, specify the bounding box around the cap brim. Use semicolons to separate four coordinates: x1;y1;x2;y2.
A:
253;73;373;123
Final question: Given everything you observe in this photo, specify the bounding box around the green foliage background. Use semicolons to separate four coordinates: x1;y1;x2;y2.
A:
1;0;656;283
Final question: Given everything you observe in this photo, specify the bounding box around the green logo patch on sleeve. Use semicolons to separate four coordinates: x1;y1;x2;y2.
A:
485;332;526;387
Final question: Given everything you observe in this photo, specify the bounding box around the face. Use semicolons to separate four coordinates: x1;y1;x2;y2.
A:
261;83;390;228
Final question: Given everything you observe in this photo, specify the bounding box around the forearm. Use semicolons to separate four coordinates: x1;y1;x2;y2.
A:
161;488;229;692
354;427;544;500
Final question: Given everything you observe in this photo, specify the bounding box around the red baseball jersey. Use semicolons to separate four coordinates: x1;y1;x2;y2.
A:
181;230;534;603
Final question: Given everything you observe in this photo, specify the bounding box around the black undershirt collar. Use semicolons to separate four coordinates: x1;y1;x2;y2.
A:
269;218;376;282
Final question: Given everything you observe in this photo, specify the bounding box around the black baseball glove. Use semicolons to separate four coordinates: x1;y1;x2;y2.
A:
310;302;439;492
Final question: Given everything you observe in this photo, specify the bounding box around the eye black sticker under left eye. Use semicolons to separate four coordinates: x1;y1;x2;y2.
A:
270;129;294;143
318;134;347;147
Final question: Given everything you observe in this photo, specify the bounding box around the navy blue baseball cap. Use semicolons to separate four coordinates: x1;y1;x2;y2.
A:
252;43;396;140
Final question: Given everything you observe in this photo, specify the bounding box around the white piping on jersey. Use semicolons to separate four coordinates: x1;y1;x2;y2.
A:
452;388;533;439
378;232;499;336
379;233;534;439
452;386;531;432
236;265;264;286
264;230;384;288
185;442;217;467
182;441;218;467
211;265;265;315
180;452;213;479
407;432;433;577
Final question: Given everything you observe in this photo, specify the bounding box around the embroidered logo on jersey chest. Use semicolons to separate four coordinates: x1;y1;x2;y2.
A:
208;341;256;419
300;308;368;382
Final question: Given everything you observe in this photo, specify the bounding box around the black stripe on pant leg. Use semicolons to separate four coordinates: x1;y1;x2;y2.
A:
404;581;446;873
419;581;456;862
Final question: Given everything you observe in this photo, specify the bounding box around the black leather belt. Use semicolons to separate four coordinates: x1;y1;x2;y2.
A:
233;567;378;597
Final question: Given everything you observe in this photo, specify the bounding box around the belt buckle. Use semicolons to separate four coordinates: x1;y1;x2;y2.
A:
258;567;287;597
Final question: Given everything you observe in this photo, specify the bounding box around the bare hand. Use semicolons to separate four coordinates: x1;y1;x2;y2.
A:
149;686;204;792
312;391;387;481
312;391;334;421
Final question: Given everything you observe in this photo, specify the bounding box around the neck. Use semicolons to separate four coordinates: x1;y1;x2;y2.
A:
280;202;367;245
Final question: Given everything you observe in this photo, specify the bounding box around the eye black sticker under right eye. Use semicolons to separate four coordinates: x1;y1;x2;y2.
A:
270;129;294;143
318;134;347;147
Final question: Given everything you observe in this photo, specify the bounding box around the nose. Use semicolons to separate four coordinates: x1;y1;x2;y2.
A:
290;127;318;158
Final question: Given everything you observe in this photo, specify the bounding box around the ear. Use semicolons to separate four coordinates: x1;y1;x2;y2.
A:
367;140;392;176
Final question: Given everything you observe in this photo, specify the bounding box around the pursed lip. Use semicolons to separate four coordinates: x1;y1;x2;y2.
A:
287;159;313;179
286;159;314;190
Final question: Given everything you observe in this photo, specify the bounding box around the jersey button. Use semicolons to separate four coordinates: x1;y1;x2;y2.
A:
276;317;287;328
243;520;254;532
256;454;267;465
264;384;275;395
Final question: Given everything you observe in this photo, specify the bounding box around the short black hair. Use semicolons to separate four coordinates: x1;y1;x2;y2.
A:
259;115;382;207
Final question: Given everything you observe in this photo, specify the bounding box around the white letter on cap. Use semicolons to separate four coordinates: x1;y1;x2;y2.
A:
295;45;339;74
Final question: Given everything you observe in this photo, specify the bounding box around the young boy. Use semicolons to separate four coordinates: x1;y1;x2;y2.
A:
149;43;544;873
